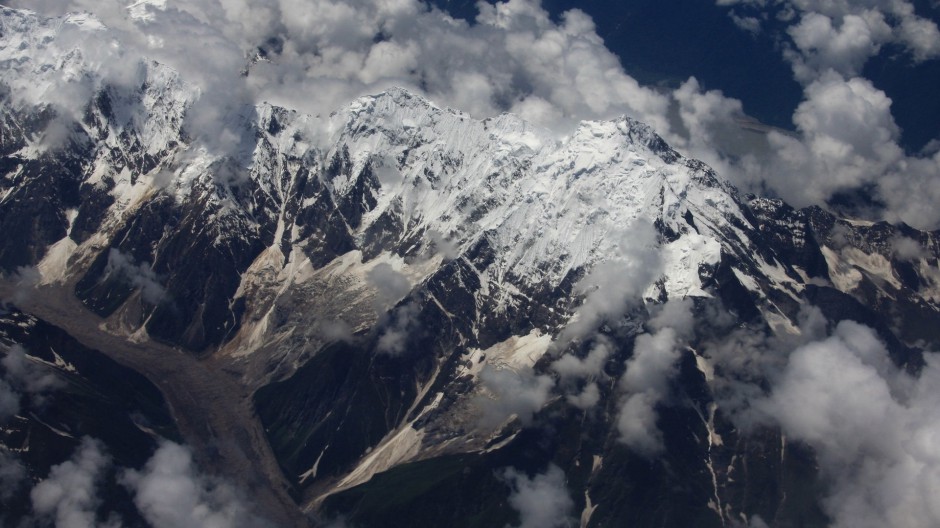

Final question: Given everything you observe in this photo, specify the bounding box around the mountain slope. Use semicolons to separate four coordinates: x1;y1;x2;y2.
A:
1;7;939;528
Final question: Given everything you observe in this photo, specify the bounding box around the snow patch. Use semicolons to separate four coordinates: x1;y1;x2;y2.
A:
580;491;598;528
329;422;425;496
822;246;863;292
37;237;77;284
661;232;720;297
464;330;552;378
840;247;901;290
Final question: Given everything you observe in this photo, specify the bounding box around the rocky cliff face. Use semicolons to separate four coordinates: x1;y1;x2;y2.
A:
1;7;939;528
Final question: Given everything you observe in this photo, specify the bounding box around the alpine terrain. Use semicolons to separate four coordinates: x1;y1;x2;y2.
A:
1;7;939;528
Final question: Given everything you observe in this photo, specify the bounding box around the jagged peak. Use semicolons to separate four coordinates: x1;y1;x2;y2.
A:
62;11;106;31
344;87;455;118
0;6;104;36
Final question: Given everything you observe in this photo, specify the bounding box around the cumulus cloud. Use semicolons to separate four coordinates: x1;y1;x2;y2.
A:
31;437;116;528
721;0;940;78
426;229;459;260
752;72;940;228
1;266;40;306
891;235;927;260
103;249;167;305
8;0;940;230
729;13;763;34
551;338;611;380
1;344;63;414
565;381;601;410
366;262;412;313
122;440;269;528
477;365;554;429
10;0;673;139
547;221;665;413
616;391;665;456
764;73;902;202
700;306;940;527
375;301;421;355
672;68;940;229
13;435;270;528
786;10;892;82
700;0;940;229
620;329;684;398
648;298;696;337
0;449;26;501
750;321;940;528
898;10;940;60
701;304;827;419
500;464;574;528
671;77;747;173
613;299;696;455
615;327;683;455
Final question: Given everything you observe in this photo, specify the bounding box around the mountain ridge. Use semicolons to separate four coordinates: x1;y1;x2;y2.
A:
1;6;940;527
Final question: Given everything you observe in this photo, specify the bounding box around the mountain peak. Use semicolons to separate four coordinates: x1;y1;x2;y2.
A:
347;87;445;115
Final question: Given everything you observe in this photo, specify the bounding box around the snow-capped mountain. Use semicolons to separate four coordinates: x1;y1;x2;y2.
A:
1;7;938;528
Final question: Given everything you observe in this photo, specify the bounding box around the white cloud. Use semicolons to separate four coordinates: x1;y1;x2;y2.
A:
615;329;682;456
0;449;26;501
616;391;665;456
2;344;63;398
2;266;40;306
12;435;271;528
315;319;355;343
10;0;674;141
551;338;611;380
615;299;694;456
672;77;746;173
765;73;902;204
366;262;412;313
104;249;167;305
500;464;574;528
752;321;940;528
31;437;114;528
565;381;601;410
620;328;683;397
648;298;696;338
477;366;554;429
122;440;269;528
729;13;763;34
375;301;421;355
559;221;662;343
701;0;940;228
702;305;828;419
891;235;927;260
731;0;940;72
672;69;940;229
787;11;891;80
898;12;940;60
7;0;940;230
